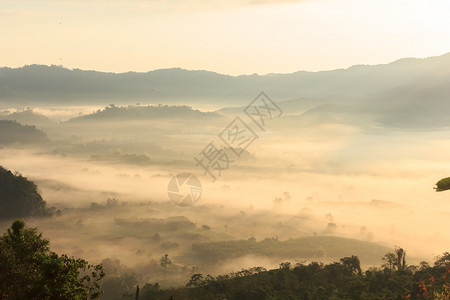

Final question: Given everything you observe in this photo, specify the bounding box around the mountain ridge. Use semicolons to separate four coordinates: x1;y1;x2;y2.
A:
2;52;449;76
1;52;449;107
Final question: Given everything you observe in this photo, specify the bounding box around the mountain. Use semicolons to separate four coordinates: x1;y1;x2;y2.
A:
284;83;450;129
1;53;450;107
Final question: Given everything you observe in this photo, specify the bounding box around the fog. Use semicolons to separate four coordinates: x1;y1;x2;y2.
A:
1;75;450;295
1;104;449;270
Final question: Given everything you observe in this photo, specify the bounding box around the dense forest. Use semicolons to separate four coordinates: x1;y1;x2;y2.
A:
140;252;450;300
0;219;449;299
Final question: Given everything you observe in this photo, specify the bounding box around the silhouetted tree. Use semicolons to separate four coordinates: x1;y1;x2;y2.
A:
341;255;362;275
382;251;397;271
160;253;172;277
0;220;104;299
395;247;406;271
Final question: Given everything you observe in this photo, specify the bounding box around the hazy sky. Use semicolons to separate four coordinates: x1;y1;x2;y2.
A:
1;0;450;75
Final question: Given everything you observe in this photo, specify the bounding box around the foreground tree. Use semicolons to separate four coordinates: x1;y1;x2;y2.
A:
0;220;104;299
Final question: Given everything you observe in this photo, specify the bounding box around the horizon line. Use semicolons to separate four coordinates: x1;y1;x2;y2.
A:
1;52;449;77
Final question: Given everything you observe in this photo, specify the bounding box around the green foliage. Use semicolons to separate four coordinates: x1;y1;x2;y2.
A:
435;177;450;192
434;252;450;268
0;165;52;219
139;251;450;300
0;220;104;299
340;255;362;275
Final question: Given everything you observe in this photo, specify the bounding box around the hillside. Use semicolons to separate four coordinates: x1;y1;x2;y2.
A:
139;252;450;300
0;120;50;144
0;166;51;219
1;110;56;129
1;53;450;106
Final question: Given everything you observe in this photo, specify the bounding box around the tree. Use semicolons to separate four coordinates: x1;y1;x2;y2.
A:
434;252;450;268
381;248;407;273
0;220;104;299
279;262;291;270
186;273;205;288
382;252;398;272
395;248;406;271
434;177;450;192
340;256;362;275
160;253;172;277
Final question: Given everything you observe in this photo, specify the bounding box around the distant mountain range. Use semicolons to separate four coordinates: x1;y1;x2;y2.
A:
1;53;450;129
1;53;449;107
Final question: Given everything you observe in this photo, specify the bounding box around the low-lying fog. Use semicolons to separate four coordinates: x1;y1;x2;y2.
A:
1;104;450;287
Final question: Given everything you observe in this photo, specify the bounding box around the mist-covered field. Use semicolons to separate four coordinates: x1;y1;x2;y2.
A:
2;102;450;261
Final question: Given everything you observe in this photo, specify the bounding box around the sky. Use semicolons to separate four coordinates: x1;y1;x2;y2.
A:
1;0;450;75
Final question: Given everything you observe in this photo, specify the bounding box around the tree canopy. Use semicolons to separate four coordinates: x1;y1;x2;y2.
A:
139;252;450;300
435;177;450;192
0;220;104;299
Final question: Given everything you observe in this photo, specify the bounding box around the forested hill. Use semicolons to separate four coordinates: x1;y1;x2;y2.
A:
1;53;449;105
140;252;450;299
65;104;223;123
0;120;50;144
0;166;51;219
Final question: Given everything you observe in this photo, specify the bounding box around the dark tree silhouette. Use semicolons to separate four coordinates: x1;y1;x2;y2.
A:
0;166;51;219
0;220;104;299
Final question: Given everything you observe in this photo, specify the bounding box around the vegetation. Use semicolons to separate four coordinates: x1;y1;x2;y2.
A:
140;252;450;300
190;236;390;265
0;165;55;220
0;220;104;299
435;177;450;192
1;218;448;299
69;104;221;122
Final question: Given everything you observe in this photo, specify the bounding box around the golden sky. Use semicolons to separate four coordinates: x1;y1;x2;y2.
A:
1;0;450;75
